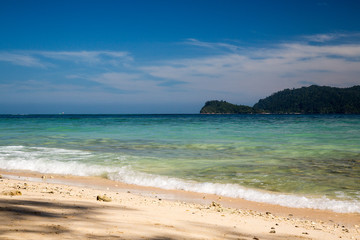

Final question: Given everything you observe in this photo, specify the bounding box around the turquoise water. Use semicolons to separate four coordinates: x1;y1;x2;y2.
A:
0;114;359;212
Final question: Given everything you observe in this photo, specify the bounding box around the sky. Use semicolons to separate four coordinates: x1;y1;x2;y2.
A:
1;0;360;114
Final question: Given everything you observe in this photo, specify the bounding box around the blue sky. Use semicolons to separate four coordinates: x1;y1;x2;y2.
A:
1;0;360;114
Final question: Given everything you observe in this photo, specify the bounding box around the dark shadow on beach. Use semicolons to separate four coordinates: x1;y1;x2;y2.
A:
0;197;313;240
0;198;136;239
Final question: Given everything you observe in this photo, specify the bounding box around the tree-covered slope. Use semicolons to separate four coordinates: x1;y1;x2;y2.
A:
253;85;360;114
200;85;360;114
200;100;255;114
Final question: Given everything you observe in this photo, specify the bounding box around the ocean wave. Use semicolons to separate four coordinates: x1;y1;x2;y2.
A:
0;145;110;176
109;166;360;213
1;145;359;213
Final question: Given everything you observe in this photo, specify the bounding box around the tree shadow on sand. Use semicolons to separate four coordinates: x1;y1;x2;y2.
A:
0;198;136;238
0;198;312;240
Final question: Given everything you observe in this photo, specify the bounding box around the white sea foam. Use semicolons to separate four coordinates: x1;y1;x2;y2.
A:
1;145;359;213
0;146;111;176
109;166;360;213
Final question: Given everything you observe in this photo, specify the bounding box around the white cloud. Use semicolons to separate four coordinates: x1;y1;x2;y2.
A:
0;80;87;92
90;72;183;96
0;52;46;67
0;50;131;67
1;34;360;108
141;37;360;104
185;38;242;52
37;50;132;65
0;79;125;105
279;43;360;58
303;32;360;43
304;33;340;42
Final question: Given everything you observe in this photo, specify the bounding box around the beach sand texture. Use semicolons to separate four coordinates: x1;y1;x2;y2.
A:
0;171;359;240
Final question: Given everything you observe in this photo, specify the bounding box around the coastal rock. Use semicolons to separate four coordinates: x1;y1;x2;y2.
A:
210;201;221;208
3;190;22;196
210;201;223;212
97;195;112;202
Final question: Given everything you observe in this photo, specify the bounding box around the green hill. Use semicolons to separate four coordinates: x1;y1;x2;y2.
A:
200;85;360;114
253;85;360;114
200;100;255;114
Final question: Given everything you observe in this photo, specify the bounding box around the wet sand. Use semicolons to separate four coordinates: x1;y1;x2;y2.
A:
0;169;359;240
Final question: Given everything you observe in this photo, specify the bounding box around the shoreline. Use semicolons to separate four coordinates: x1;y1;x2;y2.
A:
1;169;359;239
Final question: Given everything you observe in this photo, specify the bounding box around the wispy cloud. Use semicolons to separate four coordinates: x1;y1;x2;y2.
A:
1;33;360;107
89;71;187;94
304;33;340;42
0;52;46;68
304;32;360;43
91;72;147;93
279;43;360;60
0;79;124;105
0;79;94;93
184;38;242;52
142;35;360;103
0;50;131;67
37;50;132;65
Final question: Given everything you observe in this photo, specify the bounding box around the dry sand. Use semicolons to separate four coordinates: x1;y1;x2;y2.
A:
0;170;359;240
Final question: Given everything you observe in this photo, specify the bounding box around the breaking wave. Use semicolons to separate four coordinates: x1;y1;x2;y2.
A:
1;145;359;213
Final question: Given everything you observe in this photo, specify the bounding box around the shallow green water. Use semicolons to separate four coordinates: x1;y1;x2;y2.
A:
0;114;359;212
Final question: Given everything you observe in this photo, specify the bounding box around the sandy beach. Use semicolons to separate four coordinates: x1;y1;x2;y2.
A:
0;170;359;240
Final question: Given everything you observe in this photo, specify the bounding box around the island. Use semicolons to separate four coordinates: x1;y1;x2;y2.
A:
200;100;256;114
200;85;360;114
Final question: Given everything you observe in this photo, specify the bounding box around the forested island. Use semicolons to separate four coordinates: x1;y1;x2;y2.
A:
200;100;256;114
200;85;360;114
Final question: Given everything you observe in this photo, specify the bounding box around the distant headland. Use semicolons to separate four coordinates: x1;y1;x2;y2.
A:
200;85;360;114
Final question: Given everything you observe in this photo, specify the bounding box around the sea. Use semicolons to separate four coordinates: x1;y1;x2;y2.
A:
0;114;359;213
